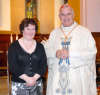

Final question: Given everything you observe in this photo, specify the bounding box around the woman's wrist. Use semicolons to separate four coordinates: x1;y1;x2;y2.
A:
19;74;29;82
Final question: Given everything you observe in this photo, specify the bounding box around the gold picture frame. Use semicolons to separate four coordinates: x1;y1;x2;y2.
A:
25;0;37;18
64;0;68;4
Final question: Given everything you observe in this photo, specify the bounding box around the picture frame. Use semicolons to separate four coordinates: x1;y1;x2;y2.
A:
25;0;40;33
64;0;68;4
25;0;37;18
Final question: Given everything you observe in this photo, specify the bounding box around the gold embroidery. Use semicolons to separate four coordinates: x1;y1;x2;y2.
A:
60;25;78;42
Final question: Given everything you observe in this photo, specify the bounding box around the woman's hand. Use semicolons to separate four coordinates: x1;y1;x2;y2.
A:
25;77;37;86
19;74;36;86
19;74;40;86
26;74;40;86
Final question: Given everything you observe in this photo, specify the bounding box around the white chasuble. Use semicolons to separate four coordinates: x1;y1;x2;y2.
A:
43;22;97;95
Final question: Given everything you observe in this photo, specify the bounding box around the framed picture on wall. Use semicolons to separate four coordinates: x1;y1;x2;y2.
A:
25;0;40;33
25;0;37;18
64;0;68;4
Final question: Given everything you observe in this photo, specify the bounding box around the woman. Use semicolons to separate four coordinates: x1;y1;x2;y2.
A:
8;18;47;95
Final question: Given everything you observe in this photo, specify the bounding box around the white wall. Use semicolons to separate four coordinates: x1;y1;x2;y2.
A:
87;0;100;32
0;0;11;31
80;0;100;32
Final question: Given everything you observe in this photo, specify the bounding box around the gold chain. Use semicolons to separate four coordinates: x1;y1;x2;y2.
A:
60;25;78;42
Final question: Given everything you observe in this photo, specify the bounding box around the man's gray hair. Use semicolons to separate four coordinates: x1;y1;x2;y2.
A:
59;4;74;15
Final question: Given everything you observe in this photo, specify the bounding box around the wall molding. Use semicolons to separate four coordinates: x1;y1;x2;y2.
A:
80;0;87;26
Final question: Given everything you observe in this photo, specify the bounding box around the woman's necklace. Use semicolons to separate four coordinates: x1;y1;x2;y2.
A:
22;38;36;54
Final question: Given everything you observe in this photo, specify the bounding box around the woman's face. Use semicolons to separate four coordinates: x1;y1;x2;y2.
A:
22;24;36;40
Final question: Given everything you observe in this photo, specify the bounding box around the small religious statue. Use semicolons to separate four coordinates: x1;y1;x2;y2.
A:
26;0;33;18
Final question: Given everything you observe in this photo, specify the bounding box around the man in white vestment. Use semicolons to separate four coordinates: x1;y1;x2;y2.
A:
43;4;97;95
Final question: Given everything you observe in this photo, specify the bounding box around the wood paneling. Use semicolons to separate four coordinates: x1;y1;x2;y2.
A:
92;32;100;61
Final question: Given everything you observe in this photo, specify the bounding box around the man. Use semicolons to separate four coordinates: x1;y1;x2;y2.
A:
43;4;97;95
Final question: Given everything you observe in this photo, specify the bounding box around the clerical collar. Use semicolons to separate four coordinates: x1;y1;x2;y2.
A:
61;22;78;33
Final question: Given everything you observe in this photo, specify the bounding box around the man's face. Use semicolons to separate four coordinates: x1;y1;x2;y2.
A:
59;7;74;27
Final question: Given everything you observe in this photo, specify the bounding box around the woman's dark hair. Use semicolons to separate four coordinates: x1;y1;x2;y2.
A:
19;18;38;34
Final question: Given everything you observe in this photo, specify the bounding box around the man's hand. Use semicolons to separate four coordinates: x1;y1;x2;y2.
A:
56;48;69;59
56;49;62;58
